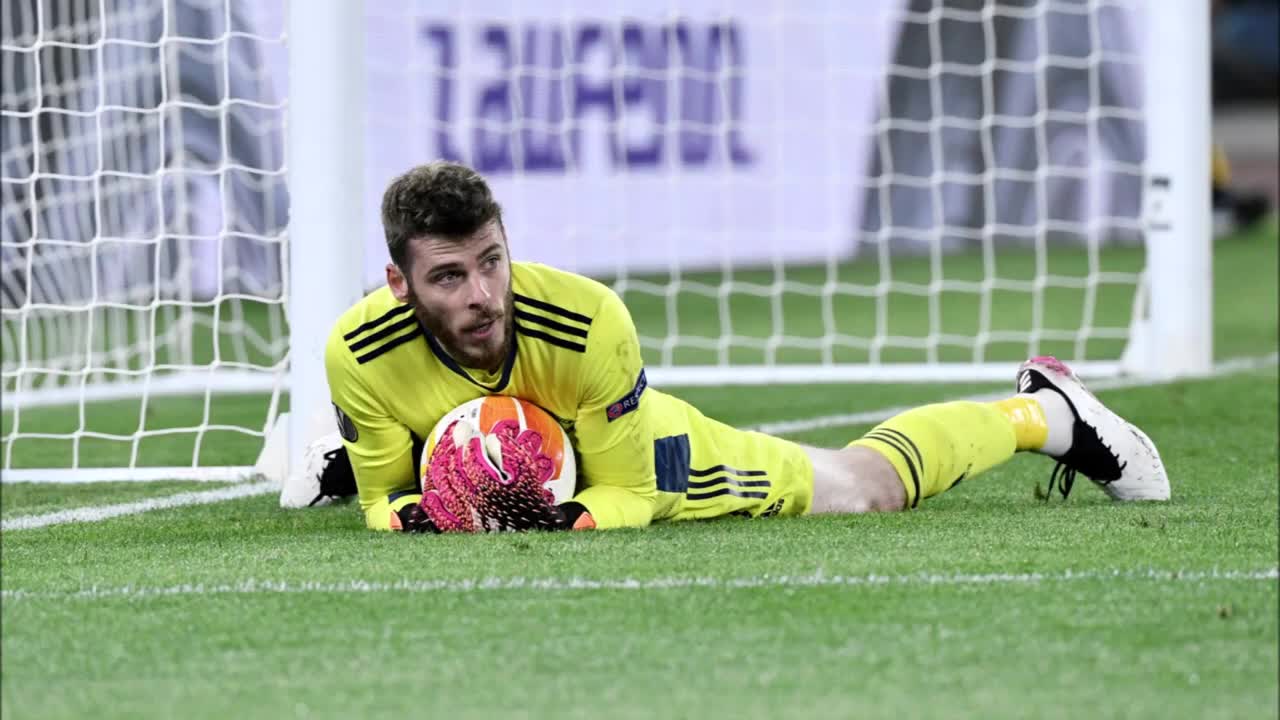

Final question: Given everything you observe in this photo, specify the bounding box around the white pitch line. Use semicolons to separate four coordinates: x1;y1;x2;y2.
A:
2;567;1275;603
747;352;1280;437
0;481;276;532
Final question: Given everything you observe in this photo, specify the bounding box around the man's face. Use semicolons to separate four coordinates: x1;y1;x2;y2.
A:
388;220;513;373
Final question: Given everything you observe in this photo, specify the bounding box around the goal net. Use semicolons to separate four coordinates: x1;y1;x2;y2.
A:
2;0;287;481
1;0;1209;483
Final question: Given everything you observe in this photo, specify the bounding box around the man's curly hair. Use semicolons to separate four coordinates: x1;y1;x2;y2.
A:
380;161;503;272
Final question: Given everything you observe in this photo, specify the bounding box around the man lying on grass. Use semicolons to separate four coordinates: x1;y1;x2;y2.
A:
284;161;1169;532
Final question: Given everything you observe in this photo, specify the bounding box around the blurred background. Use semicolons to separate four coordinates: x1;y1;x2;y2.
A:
5;0;1274;307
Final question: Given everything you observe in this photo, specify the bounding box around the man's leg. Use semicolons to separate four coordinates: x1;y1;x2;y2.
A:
806;356;1169;513
807;444;905;513
804;396;1015;514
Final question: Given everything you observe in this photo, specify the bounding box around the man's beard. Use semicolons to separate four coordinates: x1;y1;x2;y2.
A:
409;287;514;374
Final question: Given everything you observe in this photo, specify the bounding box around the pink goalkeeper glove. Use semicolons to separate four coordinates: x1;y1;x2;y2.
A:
466;419;564;532
419;420;480;533
423;418;564;533
485;419;557;492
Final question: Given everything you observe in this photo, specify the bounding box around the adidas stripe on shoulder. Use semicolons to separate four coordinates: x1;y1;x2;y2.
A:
344;304;422;364
513;293;592;353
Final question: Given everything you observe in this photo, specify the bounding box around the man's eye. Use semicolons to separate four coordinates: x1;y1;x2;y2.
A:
434;272;460;285
483;255;501;268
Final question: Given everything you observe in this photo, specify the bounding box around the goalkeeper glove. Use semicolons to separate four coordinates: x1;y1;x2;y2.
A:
481;421;594;529
554;501;595;530
462;419;569;532
394;503;440;534
420;420;481;533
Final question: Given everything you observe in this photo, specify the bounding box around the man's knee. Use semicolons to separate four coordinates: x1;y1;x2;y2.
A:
807;445;907;514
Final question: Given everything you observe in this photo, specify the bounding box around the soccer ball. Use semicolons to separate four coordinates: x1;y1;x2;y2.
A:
422;396;577;505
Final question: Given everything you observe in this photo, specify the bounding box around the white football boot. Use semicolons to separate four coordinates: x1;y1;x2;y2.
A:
279;431;358;508
1016;356;1170;501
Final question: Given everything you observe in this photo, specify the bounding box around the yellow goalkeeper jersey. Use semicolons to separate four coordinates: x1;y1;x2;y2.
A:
325;261;813;530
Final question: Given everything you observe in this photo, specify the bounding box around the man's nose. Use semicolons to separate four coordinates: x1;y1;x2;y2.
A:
467;273;492;305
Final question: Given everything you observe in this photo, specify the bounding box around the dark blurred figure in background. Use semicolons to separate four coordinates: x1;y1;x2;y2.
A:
1211;0;1277;235
1213;0;1279;105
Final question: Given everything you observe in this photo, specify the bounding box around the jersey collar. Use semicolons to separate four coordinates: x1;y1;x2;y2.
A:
420;319;518;394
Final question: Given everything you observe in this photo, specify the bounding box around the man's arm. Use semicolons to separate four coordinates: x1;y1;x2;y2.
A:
323;326;423;530
567;290;661;529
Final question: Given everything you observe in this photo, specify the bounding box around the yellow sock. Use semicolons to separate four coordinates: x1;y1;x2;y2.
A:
992;396;1049;452
849;401;1017;508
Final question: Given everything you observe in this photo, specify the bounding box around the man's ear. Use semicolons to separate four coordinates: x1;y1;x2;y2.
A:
387;263;410;303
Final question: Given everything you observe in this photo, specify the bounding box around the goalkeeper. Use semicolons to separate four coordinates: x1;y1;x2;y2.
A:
296;161;1168;532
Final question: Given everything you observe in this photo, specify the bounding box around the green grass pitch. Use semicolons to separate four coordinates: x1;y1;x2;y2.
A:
2;221;1277;719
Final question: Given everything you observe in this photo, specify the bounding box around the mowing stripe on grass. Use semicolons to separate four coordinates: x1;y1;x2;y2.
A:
0;481;276;532
748;352;1280;437
2;567;1275;602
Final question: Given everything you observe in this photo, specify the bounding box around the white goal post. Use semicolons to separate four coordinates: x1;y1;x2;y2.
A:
0;0;1210;485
